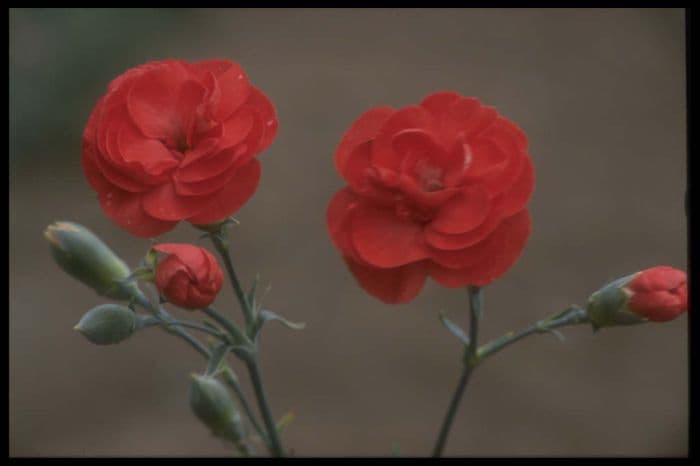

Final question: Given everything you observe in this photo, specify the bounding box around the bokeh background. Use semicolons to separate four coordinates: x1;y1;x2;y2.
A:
9;8;687;457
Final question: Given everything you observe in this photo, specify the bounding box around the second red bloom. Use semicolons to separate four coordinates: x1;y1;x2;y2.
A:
327;91;535;304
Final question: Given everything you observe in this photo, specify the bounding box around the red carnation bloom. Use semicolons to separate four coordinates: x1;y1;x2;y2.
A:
82;59;277;238
626;266;688;322
327;91;534;303
153;243;224;310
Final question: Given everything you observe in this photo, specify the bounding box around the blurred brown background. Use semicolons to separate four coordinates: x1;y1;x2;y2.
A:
9;8;687;457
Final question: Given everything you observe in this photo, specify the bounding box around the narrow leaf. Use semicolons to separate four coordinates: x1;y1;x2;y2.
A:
439;311;470;346
258;310;306;331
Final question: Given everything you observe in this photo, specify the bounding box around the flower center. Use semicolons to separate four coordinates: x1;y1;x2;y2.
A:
416;161;444;192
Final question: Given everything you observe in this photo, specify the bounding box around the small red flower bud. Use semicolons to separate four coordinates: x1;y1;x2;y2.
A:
586;266;688;329
153;243;224;310
625;266;688;322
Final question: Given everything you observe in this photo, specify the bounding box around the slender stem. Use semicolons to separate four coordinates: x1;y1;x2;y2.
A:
478;306;589;360
166;322;212;359
209;233;255;328
221;368;268;445
203;307;252;346
132;292;213;358
245;357;284;457
432;367;473;457
207;228;286;457
162;319;229;340
432;287;482;457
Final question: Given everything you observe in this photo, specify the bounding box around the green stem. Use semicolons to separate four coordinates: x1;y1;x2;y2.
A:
209;233;255;328
203;307;252;347
160;319;229;341
207;228;286;457
432;286;482;458
244;357;284;457
220;367;268;446
478;306;589;360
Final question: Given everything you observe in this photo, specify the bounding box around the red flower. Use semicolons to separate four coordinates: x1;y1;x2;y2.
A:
626;266;688;322
82;59;278;238
327;91;534;303
153;243;224;310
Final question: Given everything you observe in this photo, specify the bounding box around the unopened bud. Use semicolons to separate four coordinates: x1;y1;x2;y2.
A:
189;375;244;443
586;266;688;330
44;221;138;300
74;304;137;345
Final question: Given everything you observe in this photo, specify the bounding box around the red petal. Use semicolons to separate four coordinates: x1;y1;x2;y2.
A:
350;203;429;268
117;125;178;176
81;103;116;193
628;288;687;322
179;138;220;168
491;155;535;217
326;188;360;256
340;141;373;190
424;208;503;251
142;182;210;221
344;257;427;304
184;285;217;310
186;59;237;77
218;110;255;150
98;189;177;238
155;255;193;291
177;145;246;183
420;91;462;116
174;157;245;196
164;271;194;308
245;87;278;153
628;266;687;293
211;62;251;121
186;159;261;224
393;129;458;176
372;106;437;171
464;138;509;179
427;209;531;285
430;185;491;234
336;106;394;174
154;243;210;282
126;64;190;141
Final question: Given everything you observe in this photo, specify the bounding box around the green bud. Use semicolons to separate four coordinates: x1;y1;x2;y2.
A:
74;304;137;345
44;221;138;300
586;273;645;330
189;374;244;443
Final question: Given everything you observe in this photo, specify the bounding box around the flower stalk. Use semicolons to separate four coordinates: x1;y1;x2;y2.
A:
432;286;482;457
207;226;286;457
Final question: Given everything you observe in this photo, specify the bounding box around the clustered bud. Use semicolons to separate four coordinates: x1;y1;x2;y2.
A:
587;266;688;329
74;304;137;345
189;374;245;444
44;221;138;300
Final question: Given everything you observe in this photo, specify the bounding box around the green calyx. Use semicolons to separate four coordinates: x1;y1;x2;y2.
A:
586;273;646;330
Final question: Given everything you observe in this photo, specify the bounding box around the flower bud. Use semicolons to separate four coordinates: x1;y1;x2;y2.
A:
189;374;244;443
44;221;138;300
74;304;137;345
586;266;688;329
153;243;224;310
